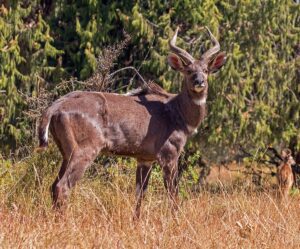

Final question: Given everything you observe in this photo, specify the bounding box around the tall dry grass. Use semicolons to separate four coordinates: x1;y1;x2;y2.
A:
1;170;300;248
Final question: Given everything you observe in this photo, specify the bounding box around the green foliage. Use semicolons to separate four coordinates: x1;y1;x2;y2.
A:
0;1;63;152
0;0;299;160
206;0;300;159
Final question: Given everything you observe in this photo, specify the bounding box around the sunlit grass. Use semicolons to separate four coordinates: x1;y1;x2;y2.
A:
1;148;300;248
1;168;300;248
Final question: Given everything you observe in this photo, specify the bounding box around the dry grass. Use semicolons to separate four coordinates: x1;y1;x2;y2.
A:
1;174;300;249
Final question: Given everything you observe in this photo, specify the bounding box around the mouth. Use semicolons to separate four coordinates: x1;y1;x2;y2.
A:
192;85;205;93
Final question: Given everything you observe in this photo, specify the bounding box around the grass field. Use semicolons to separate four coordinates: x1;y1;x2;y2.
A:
1;155;300;248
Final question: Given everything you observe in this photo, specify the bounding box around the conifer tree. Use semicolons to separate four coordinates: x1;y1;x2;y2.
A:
0;1;62;152
0;0;299;159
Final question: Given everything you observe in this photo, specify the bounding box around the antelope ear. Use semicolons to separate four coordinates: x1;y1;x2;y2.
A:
208;52;226;74
167;53;185;71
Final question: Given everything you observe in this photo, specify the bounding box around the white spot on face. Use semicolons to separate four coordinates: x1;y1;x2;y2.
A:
288;156;296;165
193;86;204;93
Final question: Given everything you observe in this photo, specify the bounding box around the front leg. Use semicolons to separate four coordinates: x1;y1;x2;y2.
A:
158;135;184;210
162;161;179;209
134;160;152;219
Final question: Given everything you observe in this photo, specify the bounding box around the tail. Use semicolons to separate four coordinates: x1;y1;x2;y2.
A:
38;108;53;149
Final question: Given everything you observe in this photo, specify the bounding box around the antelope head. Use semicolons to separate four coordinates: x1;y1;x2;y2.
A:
281;148;296;165
167;27;226;98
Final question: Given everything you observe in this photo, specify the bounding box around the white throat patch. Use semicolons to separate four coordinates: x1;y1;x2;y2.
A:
192;98;206;106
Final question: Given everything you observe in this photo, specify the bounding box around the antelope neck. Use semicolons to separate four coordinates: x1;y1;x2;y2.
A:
175;88;206;135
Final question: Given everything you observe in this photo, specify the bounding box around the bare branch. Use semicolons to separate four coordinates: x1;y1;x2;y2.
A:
109;66;148;88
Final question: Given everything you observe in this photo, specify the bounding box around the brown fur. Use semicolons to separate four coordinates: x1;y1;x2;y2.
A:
277;149;295;202
38;29;226;218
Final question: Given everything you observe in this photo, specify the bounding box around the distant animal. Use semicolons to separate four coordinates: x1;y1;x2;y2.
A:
277;149;295;201
38;27;226;218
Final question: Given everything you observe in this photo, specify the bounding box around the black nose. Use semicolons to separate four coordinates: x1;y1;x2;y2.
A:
195;79;205;87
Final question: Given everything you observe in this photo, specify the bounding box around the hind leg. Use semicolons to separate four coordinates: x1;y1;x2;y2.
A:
51;160;68;206
50;118;77;208
50;113;102;208
52;145;99;208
